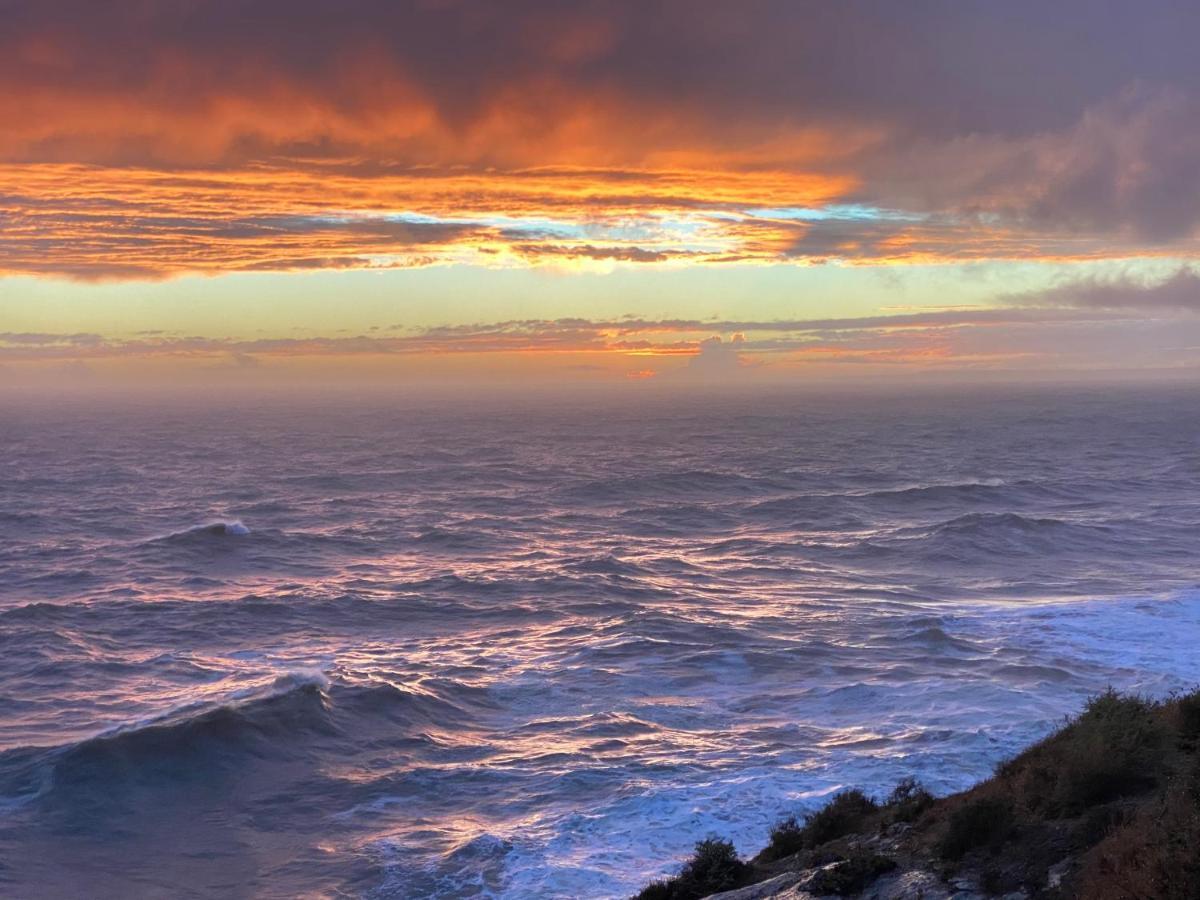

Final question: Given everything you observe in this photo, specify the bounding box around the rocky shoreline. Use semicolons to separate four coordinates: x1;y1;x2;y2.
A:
635;689;1200;900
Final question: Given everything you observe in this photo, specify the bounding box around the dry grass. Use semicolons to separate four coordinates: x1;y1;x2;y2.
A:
1076;754;1200;899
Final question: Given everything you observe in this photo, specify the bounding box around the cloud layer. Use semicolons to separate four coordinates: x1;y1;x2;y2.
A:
1011;266;1200;310
4;2;1200;277
6;301;1199;384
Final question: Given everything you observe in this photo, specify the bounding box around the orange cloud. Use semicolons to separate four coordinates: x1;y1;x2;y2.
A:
0;161;854;278
3;160;1192;280
5;4;1200;279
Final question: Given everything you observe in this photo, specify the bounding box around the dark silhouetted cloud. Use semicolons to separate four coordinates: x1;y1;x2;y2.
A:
1011;267;1200;311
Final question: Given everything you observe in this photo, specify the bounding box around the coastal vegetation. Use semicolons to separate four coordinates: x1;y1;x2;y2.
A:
635;688;1200;899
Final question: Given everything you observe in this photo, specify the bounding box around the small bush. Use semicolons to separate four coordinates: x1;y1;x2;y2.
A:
884;777;934;824
938;796;1014;860
1053;690;1167;812
761;815;805;861
802;789;879;847
634;837;749;900
759;789;878;862
634;881;673;900
1174;689;1200;748
999;689;1169;816
807;852;897;896
684;838;747;892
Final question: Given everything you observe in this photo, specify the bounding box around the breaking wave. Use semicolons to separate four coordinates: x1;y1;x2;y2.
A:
154;519;251;543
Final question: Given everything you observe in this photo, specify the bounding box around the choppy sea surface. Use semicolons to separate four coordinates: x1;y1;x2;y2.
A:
2;386;1200;899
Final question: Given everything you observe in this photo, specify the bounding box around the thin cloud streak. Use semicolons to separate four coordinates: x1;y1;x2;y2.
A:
4;307;1195;380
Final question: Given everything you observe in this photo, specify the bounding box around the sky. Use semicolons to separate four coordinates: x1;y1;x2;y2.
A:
4;0;1200;388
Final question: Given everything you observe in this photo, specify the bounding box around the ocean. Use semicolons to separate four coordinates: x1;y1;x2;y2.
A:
2;385;1199;898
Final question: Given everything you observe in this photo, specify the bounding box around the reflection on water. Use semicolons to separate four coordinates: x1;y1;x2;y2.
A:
2;388;1199;898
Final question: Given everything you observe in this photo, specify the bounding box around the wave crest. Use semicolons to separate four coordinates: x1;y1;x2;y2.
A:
147;520;252;546
0;672;332;805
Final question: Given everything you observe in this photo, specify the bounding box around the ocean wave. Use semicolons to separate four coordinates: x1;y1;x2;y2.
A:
0;670;502;814
744;494;867;529
411;526;516;553
932;511;1068;533
0;601;73;623
560;470;784;505
859;480;1015;507
153;519;252;544
564;554;651;577
0;673;333;803
900;511;1112;558
895;626;980;652
994;663;1076;684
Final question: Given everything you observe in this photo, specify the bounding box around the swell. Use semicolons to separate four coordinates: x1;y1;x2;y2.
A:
0;673;477;808
149;519;251;545
559;469;790;505
856;479;1078;509
893;511;1115;558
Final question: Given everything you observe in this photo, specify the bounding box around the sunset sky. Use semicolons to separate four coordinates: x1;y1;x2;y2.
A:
5;0;1200;386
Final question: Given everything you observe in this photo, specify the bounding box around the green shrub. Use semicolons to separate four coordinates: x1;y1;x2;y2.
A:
633;837;748;900
761;814;805;861
884;777;934;823
1053;690;1167;812
938;796;1014;860
807;853;897;896
1174;689;1200;748
634;881;674;900
759;789;879;862
999;690;1169;816
801;789;879;847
